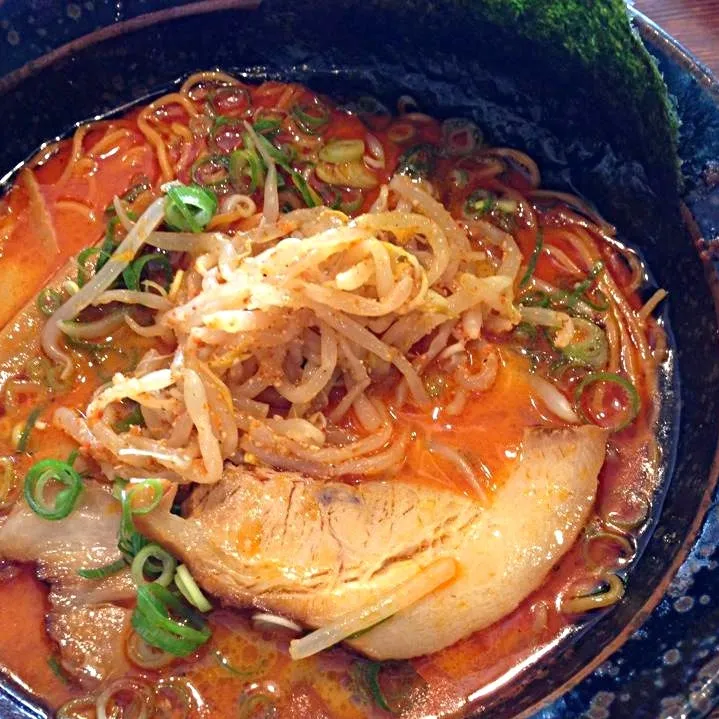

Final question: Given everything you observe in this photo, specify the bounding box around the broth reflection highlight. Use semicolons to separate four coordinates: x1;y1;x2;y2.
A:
0;71;667;718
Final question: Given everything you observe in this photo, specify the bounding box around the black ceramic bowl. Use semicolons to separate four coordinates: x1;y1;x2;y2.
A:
1;3;719;718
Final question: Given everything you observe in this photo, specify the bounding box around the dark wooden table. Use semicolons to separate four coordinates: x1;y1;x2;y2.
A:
634;0;719;76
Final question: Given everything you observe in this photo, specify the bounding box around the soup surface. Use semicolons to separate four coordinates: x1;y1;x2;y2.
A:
0;71;668;718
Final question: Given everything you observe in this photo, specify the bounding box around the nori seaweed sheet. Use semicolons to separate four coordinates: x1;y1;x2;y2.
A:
236;0;682;248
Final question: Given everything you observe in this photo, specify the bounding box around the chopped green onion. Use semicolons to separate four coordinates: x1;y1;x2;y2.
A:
397;143;436;179
24;458;83;521
25;356;71;395
237;693;277;719
566;263;608;311
118;482;151;561
464;188;497;218
165;185;217;233
59;311;126;340
319;139;365;164
441;118;483;156
351;661;393;713
77;558;126;580
210;115;244;137
47;655;69;684
520;229;544;288
96;217;120;273
496;198;519;213
16;406;44;454
514;321;539;341
132;583;211;657
125;478;164;515
574;371;640;431
388;122;417;144
559;317;608;369
254;134;292;170
290;171;321;208
340;191;364;215
36;288;65;317
122;179;152;206
113;404;145;433
449;168;469;188
76;247;110;287
126;631;175;669
119;528;150;563
122;252;173;291
291;101;330;134
581;290;610;312
63;333;110;351
566;262;604;299
315;160;378;189
210;86;251;117
229;149;264;194
131;543;177;587
351;95;390;118
253;116;282;135
191;154;230;188
213;650;267;678
175;564;212;612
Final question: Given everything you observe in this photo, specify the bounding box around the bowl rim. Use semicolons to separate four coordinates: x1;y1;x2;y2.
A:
0;4;718;718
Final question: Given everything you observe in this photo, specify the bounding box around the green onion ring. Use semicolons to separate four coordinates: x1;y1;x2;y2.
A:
131;543;177;587
449;168;469;188
122;252;173;292
191;153;230;188
574;371;640;431
154;677;198;715
237;693;277;719
95;678;155;719
125;478;164;515
24;458;83;520
174;564;213;612
132;616;201;657
36;288;66;317
56;696;97;719
165;185;217;233
252;116;283;135
339;191;364;215
229;149;264;194
291;101;330;134
76;246;110;287
126;630;176;669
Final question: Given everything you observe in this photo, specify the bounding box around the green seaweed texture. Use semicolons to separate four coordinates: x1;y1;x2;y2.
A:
264;0;682;242
459;0;681;185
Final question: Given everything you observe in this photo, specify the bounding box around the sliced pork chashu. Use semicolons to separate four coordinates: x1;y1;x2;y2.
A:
138;425;607;659
0;482;133;683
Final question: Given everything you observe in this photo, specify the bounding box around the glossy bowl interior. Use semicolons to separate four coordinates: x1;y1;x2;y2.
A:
1;3;719;717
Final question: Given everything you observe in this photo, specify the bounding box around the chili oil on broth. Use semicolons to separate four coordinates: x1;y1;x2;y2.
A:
0;70;667;718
